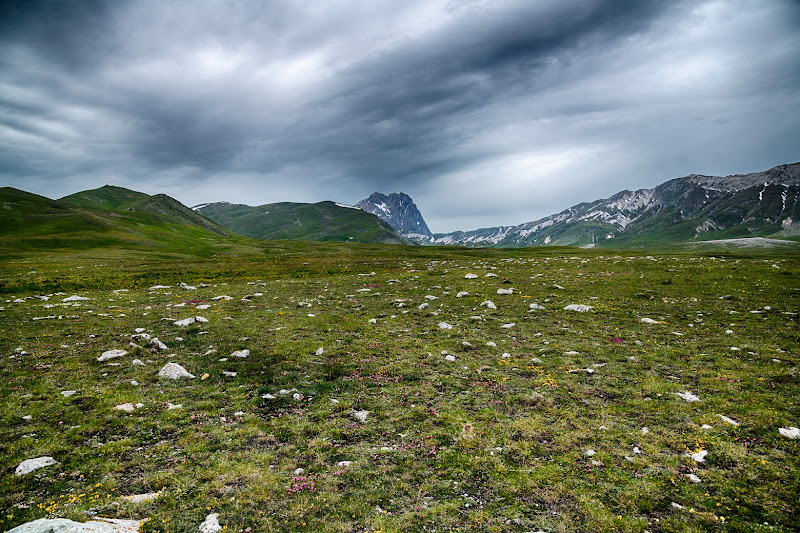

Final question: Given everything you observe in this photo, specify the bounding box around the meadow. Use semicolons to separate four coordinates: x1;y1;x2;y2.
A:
1;244;798;532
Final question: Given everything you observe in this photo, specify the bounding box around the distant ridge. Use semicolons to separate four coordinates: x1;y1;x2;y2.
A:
194;200;412;245
413;162;800;248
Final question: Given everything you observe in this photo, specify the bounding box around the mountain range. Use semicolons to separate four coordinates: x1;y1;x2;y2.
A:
355;192;432;238
408;162;799;248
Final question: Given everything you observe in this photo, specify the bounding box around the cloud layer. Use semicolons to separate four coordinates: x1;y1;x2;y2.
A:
1;0;799;231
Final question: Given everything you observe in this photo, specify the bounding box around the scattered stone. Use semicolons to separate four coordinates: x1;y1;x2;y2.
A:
132;359;145;367
438;322;453;330
701;424;713;430
7;518;144;533
315;347;324;355
687;450;708;462
368;318;377;323
445;355;456;362
149;285;172;290
98;349;128;362
22;415;32;421
122;492;160;503
485;273;498;278
231;349;250;358
641;427;649;435
719;415;740;426
500;323;515;329
675;391;701;402
199;513;222;533
640;318;660;324
173;316;208;327
261;393;276;399
158;363;195;379
529;303;545;310
15;456;57;476
62;295;90;302
456;291;469;298
564;304;593;312
418;303;429;310
115;403;136;413
150;338;168;351
583;449;596;457
480;300;497;309
486;341;497;347
501;352;511;358
779;427;800;439
464;274;478;279
222;371;237;377
166;403;182;410
337;461;354;467
61;390;76;397
353;410;369;423
496;288;514;295
686;474;702;483
671;502;684;510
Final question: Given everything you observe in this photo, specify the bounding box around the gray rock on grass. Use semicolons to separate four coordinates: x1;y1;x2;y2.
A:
15;456;57;476
158;363;195;379
199;513;222;533
98;349;128;362
7;518;144;533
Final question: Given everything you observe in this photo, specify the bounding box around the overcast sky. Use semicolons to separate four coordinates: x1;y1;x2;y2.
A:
1;0;799;232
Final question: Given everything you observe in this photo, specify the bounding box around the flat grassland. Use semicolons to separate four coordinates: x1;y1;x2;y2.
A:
1;244;798;532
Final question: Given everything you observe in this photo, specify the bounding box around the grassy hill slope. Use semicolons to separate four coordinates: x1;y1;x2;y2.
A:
195;200;413;244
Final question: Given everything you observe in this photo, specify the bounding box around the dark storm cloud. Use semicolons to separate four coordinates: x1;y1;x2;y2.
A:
1;0;799;231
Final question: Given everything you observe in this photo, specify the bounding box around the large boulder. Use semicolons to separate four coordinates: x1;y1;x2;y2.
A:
7;517;144;532
158;363;195;379
15;457;57;476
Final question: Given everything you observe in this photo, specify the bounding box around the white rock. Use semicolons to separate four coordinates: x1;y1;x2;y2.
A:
122;492;159;503
61;390;76;397
261;393;276;399
671;502;684;510
368;318;377;324
292;393;302;400
149;285;172;290
640;318;660;324
115;403;136;413
15;456;57;475
486;341;497;347
438;322;453;330
719;415;740;426
196;304;211;310
425;295;438;300
501;352;512;358
583;449;596;457
158;362;195;379
231;349;250;358
337;460;354;467
166;403;182;410
641;427;649;435
496;288;514;295
632;446;642;454
456;291;469;298
418;303;429;310
445;355;456;362
222;371;237;377
98;349;128;362
173;316;208;327
199;513;222;533
293;467;304;475
529;303;545;310
701;424;713;429
688;450;708;462
22;415;33;421
62;295;90;302
464;273;478;279
132;359;145;366
480;300;497;309
353;410;369;423
150;338;168;351
564;304;593;312
779;427;800;439
687;473;702;483
500;323;515;329
131;333;151;342
675;391;701;402
134;328;146;333
7;518;144;533
485;273;498;278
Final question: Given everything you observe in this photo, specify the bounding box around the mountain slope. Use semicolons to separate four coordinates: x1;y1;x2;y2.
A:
415;162;800;248
355;192;432;237
194;201;413;244
0;185;244;257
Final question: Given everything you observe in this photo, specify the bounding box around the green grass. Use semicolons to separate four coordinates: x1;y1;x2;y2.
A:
1;243;798;532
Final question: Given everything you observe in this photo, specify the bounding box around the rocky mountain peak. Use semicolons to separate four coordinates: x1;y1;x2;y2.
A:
355;192;432;236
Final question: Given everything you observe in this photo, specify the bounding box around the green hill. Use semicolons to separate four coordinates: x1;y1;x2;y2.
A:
0;186;254;258
195;201;413;244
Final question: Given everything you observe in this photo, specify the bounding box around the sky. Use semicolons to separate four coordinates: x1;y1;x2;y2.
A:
1;0;799;233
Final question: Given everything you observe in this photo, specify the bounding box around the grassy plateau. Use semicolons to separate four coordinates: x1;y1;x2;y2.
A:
1;243;798;532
